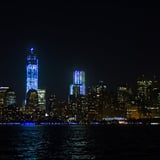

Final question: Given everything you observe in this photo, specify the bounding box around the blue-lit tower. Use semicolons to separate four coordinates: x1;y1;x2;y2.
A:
26;48;38;94
70;70;86;96
69;71;86;122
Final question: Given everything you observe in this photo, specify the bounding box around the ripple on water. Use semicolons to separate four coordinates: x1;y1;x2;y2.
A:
0;125;160;159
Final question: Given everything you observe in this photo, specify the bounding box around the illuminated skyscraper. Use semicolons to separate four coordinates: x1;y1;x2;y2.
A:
0;87;9;116
136;75;160;118
70;70;86;96
37;89;46;111
69;70;86;122
26;48;38;94
6;90;16;106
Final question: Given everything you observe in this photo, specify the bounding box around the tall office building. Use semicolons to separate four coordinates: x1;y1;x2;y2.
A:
37;89;46;111
26;48;38;94
70;70;86;96
0;87;17;117
0;87;10;116
25;48;46;112
136;75;160;118
6;90;16;106
26;89;38;112
69;70;86;122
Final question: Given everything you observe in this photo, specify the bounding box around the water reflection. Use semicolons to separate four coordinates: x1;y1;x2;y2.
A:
8;125;94;160
0;125;160;159
14;126;46;159
13;125;69;159
66;125;95;159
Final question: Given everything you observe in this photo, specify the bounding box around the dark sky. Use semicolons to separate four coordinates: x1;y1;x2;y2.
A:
0;1;160;104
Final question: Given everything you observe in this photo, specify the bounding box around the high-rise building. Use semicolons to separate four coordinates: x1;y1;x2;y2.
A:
137;79;152;101
25;48;46;112
26;48;38;94
0;87;17;117
69;70;86;122
26;89;38;112
37;89;46;111
117;85;132;103
136;75;160;118
0;87;9;116
6;90;16;106
0;87;9;107
70;70;86;96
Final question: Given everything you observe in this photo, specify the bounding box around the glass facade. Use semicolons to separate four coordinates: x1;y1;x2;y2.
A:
37;89;46;106
26;48;38;93
73;70;85;85
70;70;86;95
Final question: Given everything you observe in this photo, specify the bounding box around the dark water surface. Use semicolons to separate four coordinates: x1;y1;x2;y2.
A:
0;124;160;160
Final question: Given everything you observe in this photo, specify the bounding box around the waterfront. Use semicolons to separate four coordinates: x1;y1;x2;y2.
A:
0;124;160;159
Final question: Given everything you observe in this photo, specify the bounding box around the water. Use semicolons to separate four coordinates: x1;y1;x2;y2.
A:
0;124;160;159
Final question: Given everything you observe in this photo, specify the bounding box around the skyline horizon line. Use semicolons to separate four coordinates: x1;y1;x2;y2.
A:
1;46;160;105
1;72;160;105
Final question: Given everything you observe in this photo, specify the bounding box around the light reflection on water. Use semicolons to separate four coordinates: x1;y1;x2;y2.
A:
0;125;160;159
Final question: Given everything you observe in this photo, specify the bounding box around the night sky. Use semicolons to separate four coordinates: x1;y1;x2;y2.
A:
0;1;160;105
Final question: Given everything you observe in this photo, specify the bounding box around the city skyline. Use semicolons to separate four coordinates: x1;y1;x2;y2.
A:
0;1;160;104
